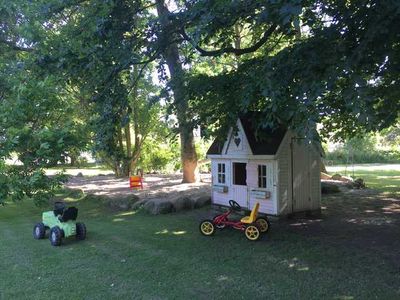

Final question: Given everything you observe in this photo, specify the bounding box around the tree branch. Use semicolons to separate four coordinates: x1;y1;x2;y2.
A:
0;38;34;52
46;0;89;16
181;24;278;56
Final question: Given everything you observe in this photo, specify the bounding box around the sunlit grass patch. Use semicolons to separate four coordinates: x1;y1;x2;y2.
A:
327;164;400;196
0;165;399;299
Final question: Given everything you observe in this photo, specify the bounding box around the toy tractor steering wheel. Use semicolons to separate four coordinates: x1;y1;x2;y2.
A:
229;200;242;212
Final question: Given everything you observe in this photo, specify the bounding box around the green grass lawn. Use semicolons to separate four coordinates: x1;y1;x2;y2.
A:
1;165;399;299
45;163;114;176
327;164;400;196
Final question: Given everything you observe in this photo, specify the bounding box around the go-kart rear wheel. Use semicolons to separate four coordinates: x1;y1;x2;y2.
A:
213;216;226;229
49;226;62;246
199;220;215;236
256;217;270;233
245;224;260;241
33;222;45;239
76;222;87;240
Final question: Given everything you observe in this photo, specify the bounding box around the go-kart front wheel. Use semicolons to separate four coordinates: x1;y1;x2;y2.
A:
256;217;270;233
49;226;63;246
199;220;215;236
244;224;260;241
33;222;45;239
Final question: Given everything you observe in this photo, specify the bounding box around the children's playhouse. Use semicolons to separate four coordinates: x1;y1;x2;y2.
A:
207;115;321;216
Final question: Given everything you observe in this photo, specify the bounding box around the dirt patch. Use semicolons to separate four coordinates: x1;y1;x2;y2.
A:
66;174;210;197
65;173;212;213
283;188;400;267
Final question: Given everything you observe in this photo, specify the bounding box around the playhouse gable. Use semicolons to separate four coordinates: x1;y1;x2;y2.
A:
207;115;287;158
224;120;253;156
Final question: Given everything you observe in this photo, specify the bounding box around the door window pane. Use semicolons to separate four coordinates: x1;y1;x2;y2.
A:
258;165;267;188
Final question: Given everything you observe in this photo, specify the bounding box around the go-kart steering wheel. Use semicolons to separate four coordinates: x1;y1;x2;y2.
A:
229;200;241;211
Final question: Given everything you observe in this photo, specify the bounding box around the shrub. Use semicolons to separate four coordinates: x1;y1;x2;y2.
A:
325;136;400;165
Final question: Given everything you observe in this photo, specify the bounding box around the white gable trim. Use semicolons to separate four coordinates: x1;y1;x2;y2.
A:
223;119;253;155
221;127;232;154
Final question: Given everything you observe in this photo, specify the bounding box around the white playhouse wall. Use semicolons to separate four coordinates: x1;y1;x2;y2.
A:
211;158;234;206
246;160;278;214
210;158;278;215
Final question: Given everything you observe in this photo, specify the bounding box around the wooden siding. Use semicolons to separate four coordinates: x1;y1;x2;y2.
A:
276;131;321;215
310;147;321;210
292;139;311;212
276;132;292;215
291;138;321;213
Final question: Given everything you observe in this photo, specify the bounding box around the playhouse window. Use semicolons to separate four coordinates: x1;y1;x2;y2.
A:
258;165;267;188
217;163;226;184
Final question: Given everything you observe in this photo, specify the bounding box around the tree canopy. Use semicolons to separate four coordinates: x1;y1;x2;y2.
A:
0;0;399;202
182;0;400;141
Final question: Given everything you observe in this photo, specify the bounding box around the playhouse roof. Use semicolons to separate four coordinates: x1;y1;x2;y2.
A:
207;115;287;156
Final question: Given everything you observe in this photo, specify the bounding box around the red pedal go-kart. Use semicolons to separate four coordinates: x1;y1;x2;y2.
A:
199;200;270;241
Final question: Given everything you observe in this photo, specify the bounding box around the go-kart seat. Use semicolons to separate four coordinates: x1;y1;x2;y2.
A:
240;202;260;224
59;207;78;222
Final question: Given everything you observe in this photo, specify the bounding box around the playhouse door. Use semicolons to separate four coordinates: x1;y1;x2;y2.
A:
232;162;248;208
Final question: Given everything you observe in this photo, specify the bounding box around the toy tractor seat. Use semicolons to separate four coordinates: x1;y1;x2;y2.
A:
240;202;260;224
53;201;66;216
59;207;78;222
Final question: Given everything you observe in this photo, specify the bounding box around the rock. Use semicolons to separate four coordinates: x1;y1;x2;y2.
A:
331;173;342;180
132;199;148;210
354;178;366;189
143;199;174;215
321;182;340;194
321;172;332;180
172;196;194;212
76;172;84;177
193;195;211;208
101;194;140;211
339;175;354;183
84;193;107;202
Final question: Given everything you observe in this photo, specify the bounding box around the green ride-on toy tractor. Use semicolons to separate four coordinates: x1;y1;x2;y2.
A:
33;202;86;246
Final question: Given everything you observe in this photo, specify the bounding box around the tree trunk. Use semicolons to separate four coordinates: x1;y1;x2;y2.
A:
70;155;77;167
156;0;198;183
123;123;132;176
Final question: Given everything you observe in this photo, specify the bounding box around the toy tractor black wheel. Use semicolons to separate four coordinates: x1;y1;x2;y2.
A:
49;226;63;246
76;222;87;240
33;222;46;239
256;217;271;233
